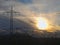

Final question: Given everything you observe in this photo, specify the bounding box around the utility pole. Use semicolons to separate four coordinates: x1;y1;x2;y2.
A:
10;6;14;35
3;6;20;35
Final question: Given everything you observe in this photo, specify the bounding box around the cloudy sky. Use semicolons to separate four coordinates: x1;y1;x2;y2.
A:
0;0;60;30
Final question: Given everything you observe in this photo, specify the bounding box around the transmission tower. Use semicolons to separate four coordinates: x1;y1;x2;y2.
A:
3;6;20;35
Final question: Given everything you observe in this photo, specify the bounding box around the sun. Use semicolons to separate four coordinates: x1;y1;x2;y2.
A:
36;17;49;30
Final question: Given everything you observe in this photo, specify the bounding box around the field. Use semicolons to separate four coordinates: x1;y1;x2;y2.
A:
0;33;60;45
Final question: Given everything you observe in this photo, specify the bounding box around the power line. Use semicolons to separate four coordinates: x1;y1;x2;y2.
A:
2;6;20;35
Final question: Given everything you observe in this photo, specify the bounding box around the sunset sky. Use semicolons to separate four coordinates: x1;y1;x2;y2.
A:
0;0;60;32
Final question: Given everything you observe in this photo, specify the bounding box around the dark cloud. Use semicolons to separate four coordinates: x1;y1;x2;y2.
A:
0;13;35;35
0;0;60;37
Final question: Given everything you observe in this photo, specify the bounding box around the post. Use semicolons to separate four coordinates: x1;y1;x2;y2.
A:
2;6;20;35
10;6;13;35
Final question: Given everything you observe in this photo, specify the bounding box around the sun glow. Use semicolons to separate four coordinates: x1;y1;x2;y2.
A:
36;17;49;30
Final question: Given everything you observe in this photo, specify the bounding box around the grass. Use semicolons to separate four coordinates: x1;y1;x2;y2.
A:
0;33;60;45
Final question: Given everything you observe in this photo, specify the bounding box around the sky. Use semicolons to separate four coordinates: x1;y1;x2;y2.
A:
0;0;60;31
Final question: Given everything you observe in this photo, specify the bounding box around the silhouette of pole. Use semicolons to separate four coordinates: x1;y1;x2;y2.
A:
2;6;20;35
10;6;13;35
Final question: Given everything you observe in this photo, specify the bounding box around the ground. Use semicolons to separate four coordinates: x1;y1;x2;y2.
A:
0;33;60;45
